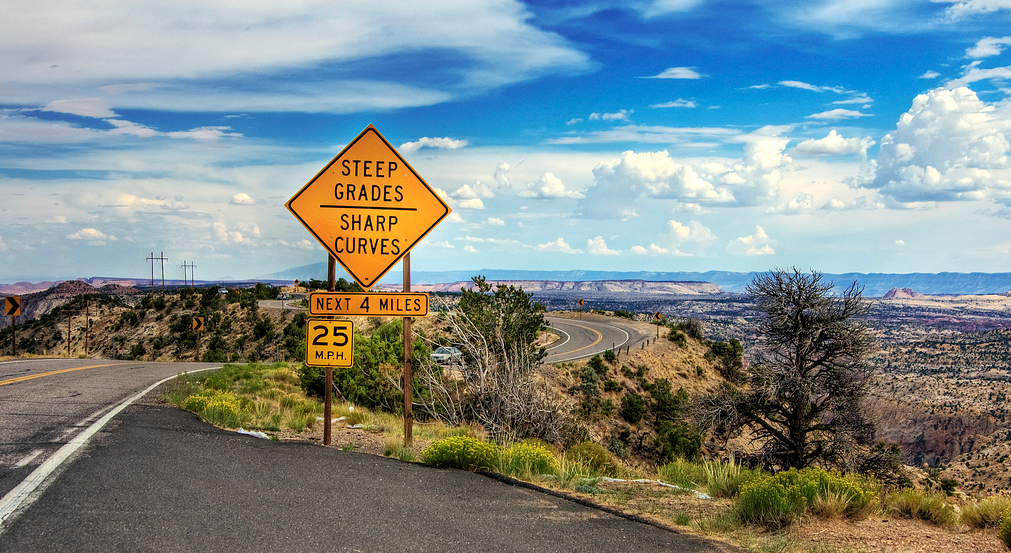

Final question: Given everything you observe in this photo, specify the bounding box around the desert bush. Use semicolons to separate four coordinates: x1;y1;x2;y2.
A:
421;436;502;471
603;379;622;393
181;388;248;428
566;441;619;476
501;440;559;477
736;467;877;528
885;488;958;527
998;506;1011;550
961;495;1011;528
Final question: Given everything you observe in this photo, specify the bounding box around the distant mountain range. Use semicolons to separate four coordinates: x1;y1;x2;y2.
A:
262;264;1011;297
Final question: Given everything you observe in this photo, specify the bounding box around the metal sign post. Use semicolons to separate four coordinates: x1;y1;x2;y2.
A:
403;253;413;447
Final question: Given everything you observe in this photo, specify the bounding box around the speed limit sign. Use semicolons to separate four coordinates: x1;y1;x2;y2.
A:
305;319;354;367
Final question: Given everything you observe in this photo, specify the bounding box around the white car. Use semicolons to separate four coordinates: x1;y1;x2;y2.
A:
431;346;463;365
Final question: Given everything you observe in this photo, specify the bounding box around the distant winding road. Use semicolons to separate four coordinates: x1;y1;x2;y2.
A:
544;314;657;363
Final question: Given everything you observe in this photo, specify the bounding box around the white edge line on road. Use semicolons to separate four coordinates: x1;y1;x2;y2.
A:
0;366;221;533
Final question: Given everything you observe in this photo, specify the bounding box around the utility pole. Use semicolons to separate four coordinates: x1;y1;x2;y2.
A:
84;298;89;356
67;307;71;357
181;261;196;288
146;252;168;292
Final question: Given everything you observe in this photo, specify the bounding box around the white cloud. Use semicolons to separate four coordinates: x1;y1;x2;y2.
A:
546;124;739;145
107;119;159;138
42;98;116;118
160;200;189;211
519;173;584;199
2;1;591;113
212;221;249;244
895;239;906;246
589;109;632;121
66;227;115;246
454;198;485;210
920;71;942;79
779;80;846;93
948;63;1011;87
806;108;872;120
650;99;697;108
537;237;580;253
485;217;505;226
399;136;469;155
166;126;242;140
792;130;875;156
768;192;815;214
870;86;1011;204
586;236;619;255
463;245;479;254
631;243;669;255
230;193;255;206
727;226;775;256
643;67;703;79
967;36;1011;58
940;0;1011;21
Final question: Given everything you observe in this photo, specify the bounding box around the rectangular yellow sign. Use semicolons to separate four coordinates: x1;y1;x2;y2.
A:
305;319;354;368
308;292;429;317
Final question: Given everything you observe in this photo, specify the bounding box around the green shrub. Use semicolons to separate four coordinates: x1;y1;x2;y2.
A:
603;349;617;364
998;506;1011;550
587;355;607;376
566;441;619;476
620;393;646;424
501;440;558;477
421;436;502;471
603;379;622;393
736;467;877;528
961;495;1011;528
181;388;248;428
885;488;958;527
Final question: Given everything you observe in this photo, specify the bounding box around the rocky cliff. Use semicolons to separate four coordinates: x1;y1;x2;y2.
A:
391;279;724;295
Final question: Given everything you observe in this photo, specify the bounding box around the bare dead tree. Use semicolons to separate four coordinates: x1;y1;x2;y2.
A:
410;294;573;444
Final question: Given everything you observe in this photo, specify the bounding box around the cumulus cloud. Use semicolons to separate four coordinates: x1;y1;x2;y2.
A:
643;67;703;79
230;193;255;206
768;192;815;214
792;130;874;156
66;227;115;245
579;150;732;218
869;86;1011;205
578;129;792;217
586;236;619;255
727;226;775;256
967;36;1011;58
485;217;505;226
537;238;580;253
920;71;942;79
161;199;190;210
519;173;584;199
632;219;715;256
212;222;249;244
398;136;469;155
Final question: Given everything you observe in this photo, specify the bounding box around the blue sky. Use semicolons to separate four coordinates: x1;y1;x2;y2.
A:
3;0;1011;282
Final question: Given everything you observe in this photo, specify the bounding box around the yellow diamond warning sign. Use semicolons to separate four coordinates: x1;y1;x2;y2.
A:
285;125;452;290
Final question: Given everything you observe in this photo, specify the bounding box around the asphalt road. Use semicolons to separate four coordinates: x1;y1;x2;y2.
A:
0;392;733;552
544;314;657;363
0;358;219;505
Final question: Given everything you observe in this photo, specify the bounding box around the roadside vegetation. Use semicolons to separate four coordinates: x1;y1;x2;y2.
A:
13;270;1011;551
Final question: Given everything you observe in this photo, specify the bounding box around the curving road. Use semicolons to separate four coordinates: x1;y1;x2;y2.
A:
544;314;658;363
0;358;734;552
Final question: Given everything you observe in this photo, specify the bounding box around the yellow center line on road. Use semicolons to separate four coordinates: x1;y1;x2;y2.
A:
0;363;122;387
547;321;603;356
